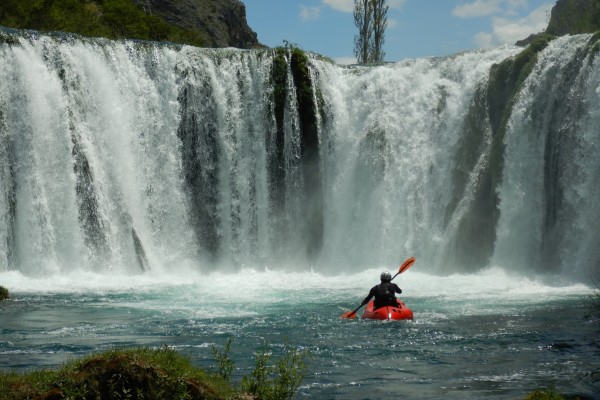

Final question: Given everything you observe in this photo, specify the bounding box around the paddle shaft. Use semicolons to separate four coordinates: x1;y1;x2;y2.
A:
350;304;363;315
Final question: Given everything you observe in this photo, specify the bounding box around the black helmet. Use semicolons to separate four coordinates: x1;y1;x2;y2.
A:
380;270;392;282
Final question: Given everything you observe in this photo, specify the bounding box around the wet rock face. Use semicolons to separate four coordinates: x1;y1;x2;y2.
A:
132;0;262;48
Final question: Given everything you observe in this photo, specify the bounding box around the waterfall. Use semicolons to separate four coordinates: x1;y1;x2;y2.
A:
312;48;522;271
492;34;600;281
0;28;599;281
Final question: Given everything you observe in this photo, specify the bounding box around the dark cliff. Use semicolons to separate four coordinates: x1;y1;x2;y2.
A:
132;0;261;48
546;0;600;35
0;0;261;49
517;0;600;45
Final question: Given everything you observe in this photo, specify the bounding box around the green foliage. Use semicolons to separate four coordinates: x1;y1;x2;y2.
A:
353;0;388;63
291;47;312;105
212;338;235;381
0;285;8;300
241;341;309;400
546;0;600;35
271;40;322;159
0;347;239;400
494;41;544;96
0;0;207;47
524;387;566;400
271;45;289;131
0;342;310;400
241;342;272;398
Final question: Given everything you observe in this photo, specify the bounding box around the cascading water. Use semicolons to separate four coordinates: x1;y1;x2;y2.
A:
492;35;600;281
312;48;522;271
0;28;599;282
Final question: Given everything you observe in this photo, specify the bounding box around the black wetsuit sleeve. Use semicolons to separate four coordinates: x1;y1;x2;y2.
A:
361;287;376;306
393;283;402;294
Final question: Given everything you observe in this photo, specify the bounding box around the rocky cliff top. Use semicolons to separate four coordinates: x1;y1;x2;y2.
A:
517;0;600;46
132;0;261;48
546;0;600;35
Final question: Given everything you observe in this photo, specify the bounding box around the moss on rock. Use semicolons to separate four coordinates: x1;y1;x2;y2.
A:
444;34;556;272
268;44;325;259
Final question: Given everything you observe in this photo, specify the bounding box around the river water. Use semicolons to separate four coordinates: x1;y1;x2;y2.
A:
1;268;598;399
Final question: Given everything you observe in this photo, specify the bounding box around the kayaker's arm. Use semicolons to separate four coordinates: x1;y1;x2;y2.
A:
393;283;402;294
360;287;376;306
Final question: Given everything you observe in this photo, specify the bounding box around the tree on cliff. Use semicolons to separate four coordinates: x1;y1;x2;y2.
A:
370;0;388;63
353;0;388;63
353;0;372;64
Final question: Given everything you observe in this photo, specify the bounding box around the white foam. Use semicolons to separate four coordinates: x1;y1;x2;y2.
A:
1;265;592;303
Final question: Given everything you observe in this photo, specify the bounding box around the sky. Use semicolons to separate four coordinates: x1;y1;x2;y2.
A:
243;0;556;64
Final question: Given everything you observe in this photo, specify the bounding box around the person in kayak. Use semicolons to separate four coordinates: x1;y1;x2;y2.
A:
360;271;402;309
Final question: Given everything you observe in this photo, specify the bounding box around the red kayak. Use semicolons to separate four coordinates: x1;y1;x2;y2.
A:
361;299;413;320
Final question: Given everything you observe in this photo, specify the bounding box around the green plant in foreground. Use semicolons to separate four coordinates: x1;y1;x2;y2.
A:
212;338;235;381
524;387;566;400
0;285;8;300
0;346;238;400
0;342;310;400
241;341;309;400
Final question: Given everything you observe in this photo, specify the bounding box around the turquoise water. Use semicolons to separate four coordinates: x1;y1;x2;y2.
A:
1;268;598;399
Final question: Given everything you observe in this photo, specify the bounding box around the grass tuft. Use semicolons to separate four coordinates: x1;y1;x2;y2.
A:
0;346;240;400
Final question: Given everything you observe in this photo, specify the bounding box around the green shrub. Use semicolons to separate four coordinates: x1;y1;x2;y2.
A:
524;387;565;400
0;342;310;400
0;347;239;400
241;341;309;400
0;0;207;47
212;338;235;381
0;285;8;300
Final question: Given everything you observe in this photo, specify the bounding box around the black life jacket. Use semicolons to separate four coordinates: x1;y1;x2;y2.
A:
373;282;397;308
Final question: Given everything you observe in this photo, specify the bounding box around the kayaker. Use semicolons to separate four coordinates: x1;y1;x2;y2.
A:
360;271;402;309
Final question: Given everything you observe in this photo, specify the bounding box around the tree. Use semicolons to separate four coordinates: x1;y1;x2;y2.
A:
370;0;388;63
353;0;372;64
353;0;388;64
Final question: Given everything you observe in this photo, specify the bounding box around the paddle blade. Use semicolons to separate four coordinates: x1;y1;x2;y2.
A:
398;257;416;274
341;310;358;319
